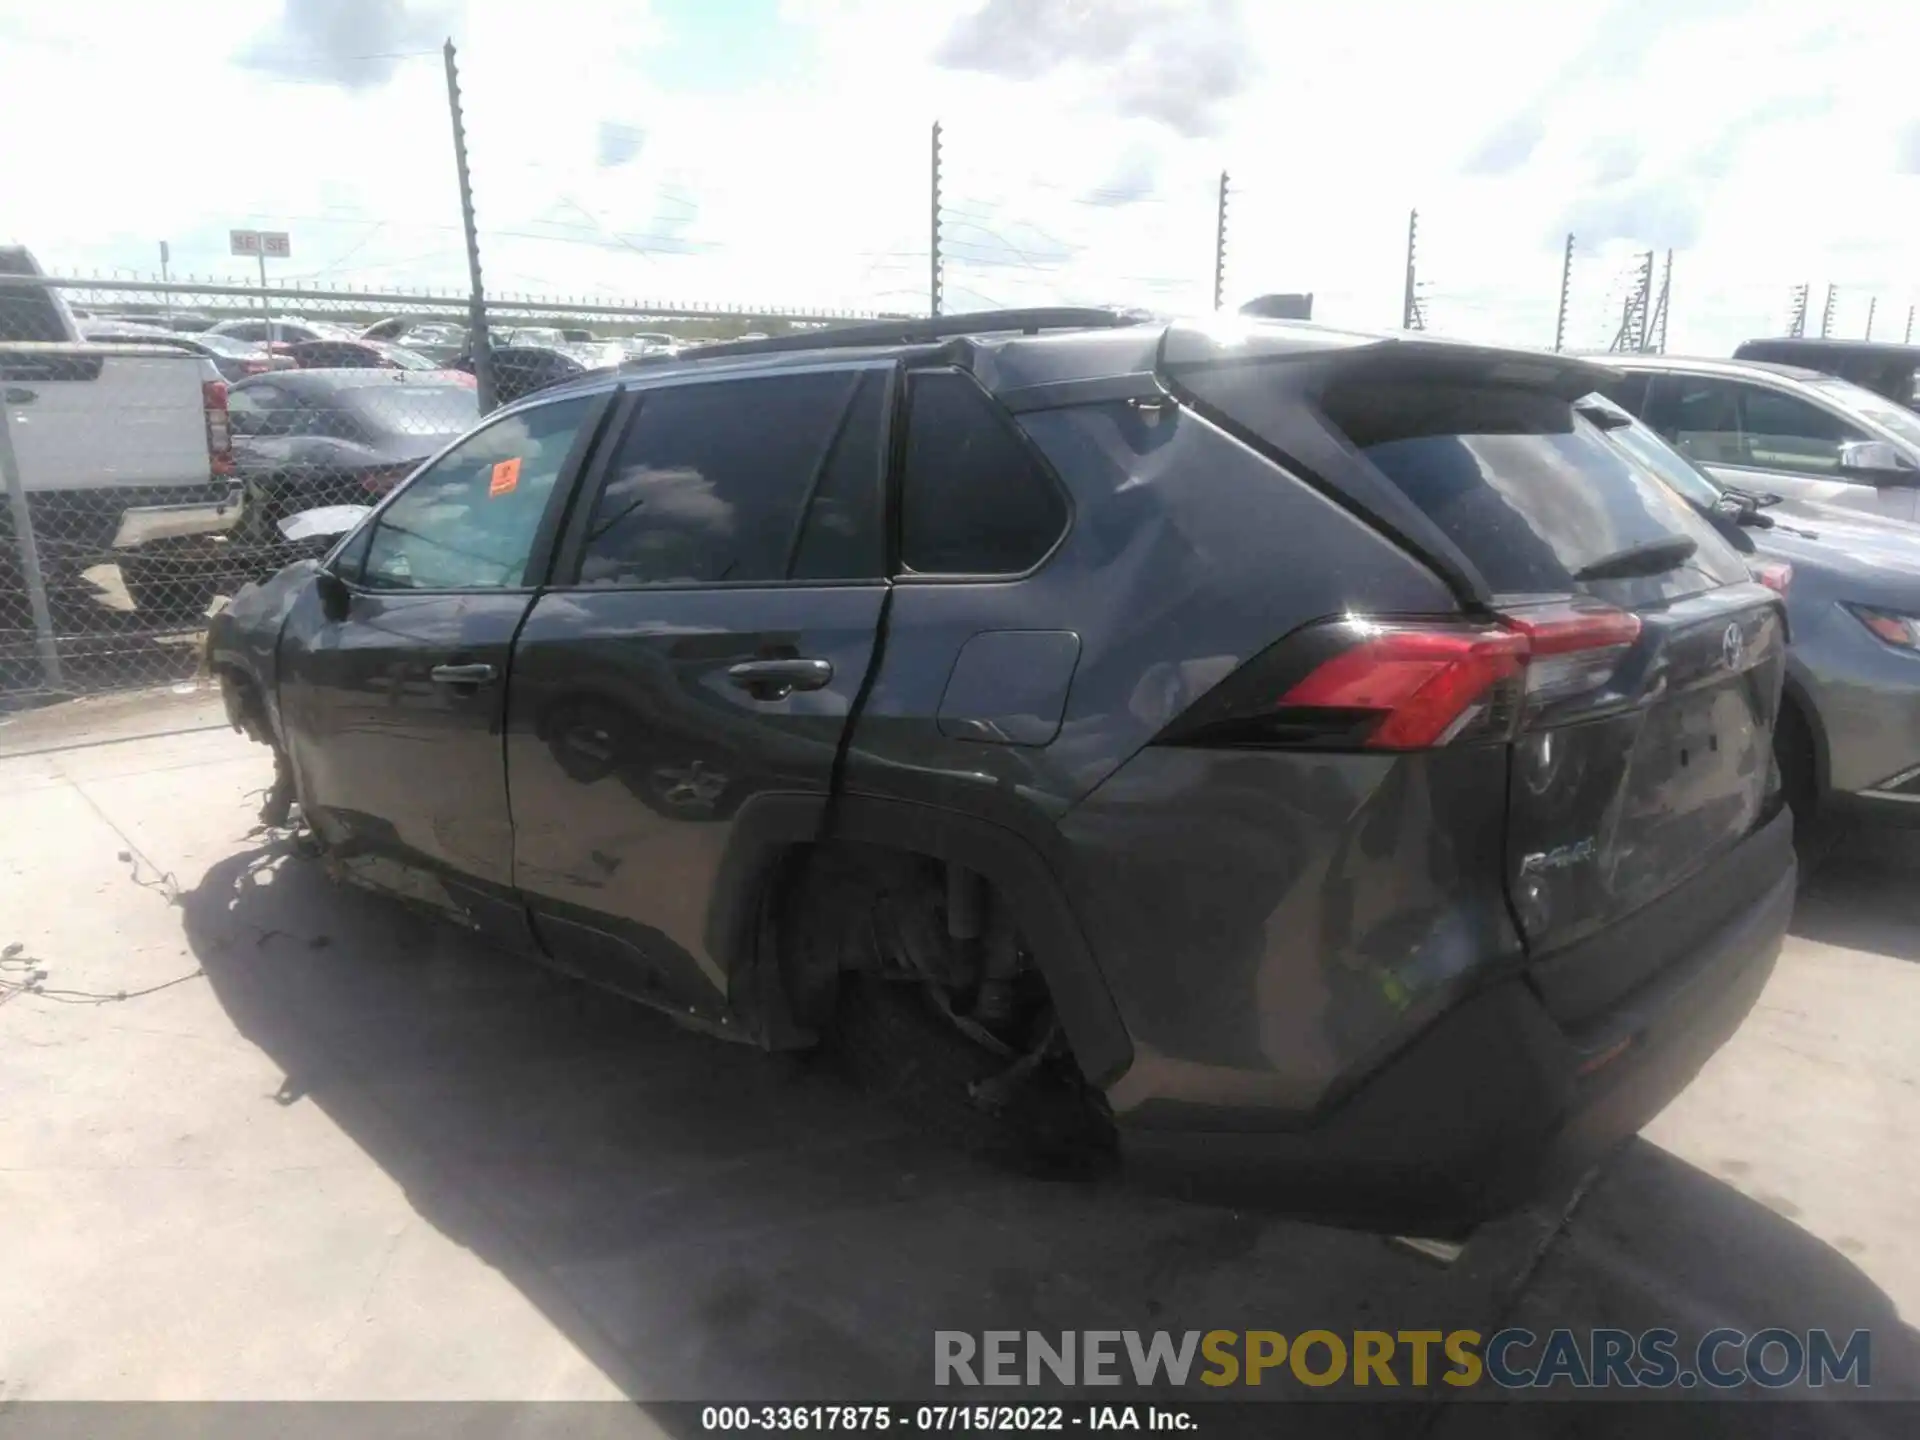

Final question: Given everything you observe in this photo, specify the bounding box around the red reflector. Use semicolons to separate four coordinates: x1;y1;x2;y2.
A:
1750;561;1792;595
202;378;234;479
1502;606;1642;655
1281;628;1526;750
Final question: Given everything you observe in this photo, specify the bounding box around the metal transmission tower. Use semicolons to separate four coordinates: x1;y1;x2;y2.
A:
1786;284;1809;337
1907;306;1915;344
1402;209;1426;330
1645;249;1673;353
1553;232;1574;352
1212;171;1230;311
929;121;944;318
1866;296;1877;340
1820;283;1838;338
1608;250;1655;353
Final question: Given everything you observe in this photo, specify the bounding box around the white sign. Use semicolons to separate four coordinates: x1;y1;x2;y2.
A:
229;229;291;258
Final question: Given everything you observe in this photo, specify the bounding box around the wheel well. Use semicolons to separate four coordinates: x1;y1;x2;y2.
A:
213;662;273;745
745;840;1082;1074
711;795;1134;1085
1778;682;1826;799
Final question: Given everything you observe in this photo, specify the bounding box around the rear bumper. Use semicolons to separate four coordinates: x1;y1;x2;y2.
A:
111;490;245;549
1115;809;1795;1235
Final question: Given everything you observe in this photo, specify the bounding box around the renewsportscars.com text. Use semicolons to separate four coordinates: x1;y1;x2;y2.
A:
934;1328;1872;1390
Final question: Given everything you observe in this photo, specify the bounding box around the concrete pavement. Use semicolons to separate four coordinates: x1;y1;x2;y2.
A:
1;711;1915;1424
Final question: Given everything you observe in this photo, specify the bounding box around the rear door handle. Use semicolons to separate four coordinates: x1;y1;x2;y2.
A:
430;662;497;687
727;657;833;700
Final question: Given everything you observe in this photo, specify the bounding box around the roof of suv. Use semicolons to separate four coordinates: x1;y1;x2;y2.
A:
532;307;1621;408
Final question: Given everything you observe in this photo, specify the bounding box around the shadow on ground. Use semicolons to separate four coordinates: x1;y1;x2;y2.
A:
176;841;1917;1433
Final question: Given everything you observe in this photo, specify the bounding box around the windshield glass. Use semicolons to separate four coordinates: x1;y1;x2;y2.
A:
374;344;440;371
1804;376;1920;448
344;384;480;437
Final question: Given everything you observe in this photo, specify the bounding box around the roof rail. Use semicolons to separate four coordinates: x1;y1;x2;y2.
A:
624;306;1152;367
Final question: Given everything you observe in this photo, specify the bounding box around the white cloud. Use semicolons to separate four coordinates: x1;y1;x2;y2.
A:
1;0;1918;351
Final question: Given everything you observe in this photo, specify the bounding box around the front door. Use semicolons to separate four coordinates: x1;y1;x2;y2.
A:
505;364;892;1014
1642;371;1918;521
279;391;609;936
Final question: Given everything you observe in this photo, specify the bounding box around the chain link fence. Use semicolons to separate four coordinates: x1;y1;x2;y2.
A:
0;268;889;710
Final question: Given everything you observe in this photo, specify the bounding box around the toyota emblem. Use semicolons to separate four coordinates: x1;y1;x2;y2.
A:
1722;622;1743;670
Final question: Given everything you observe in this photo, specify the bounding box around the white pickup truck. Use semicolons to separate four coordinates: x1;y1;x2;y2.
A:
1;245;243;617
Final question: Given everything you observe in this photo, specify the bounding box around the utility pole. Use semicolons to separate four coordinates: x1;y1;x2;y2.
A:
443;38;496;412
159;240;171;323
1865;296;1877;340
1553;232;1574;352
1646;248;1673;354
1820;283;1838;339
1787;284;1809;338
1907;305;1915;345
929;121;944;318
1212;170;1230;312
1402;208;1425;330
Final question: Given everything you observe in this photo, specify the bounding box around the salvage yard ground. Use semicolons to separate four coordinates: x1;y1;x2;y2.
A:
1;689;1915;1431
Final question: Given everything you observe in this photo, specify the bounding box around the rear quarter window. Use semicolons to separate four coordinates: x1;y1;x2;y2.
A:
900;370;1068;576
1320;379;1744;599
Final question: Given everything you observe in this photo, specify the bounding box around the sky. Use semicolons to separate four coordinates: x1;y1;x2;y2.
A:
3;0;1919;353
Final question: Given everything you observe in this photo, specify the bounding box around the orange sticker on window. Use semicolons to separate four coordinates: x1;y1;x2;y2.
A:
488;457;522;496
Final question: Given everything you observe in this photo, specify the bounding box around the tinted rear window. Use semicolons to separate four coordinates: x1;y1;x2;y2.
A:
342;384;480;437
1320;380;1735;598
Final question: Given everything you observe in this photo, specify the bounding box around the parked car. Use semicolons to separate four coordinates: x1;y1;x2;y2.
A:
1579;392;1920;829
1;245;245;623
1733;338;1920;414
455;343;586;405
207;309;1794;1234
559;328;595;344
208;316;359;346
1601;355;1920;523
224;369;480;530
359;318;468;364
280;338;450;373
81;323;294;383
496;326;567;349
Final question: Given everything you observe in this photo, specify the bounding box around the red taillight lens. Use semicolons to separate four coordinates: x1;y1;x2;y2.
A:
1280;627;1526;749
203;379;234;478
1749;560;1792;595
1162;602;1641;753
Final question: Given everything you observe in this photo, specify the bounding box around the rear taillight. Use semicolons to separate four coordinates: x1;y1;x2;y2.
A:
1749;560;1792;595
203;379;234;478
1160;602;1641;753
1279;625;1526;749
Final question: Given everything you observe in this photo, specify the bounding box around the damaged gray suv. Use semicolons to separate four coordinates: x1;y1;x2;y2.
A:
208;309;1795;1234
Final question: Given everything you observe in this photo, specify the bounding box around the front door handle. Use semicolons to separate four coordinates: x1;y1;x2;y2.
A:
3;388;36;404
726;657;833;700
430;662;497;687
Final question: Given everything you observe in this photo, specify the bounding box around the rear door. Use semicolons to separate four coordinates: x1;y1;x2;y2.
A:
277;391;611;939
1318;374;1788;967
505;363;891;1013
1637;370;1915;521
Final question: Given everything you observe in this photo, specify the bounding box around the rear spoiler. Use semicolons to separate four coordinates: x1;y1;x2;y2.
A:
1160;319;1623;401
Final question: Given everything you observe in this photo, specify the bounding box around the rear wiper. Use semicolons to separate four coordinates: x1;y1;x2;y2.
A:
1720;484;1784;512
1573;534;1698;582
